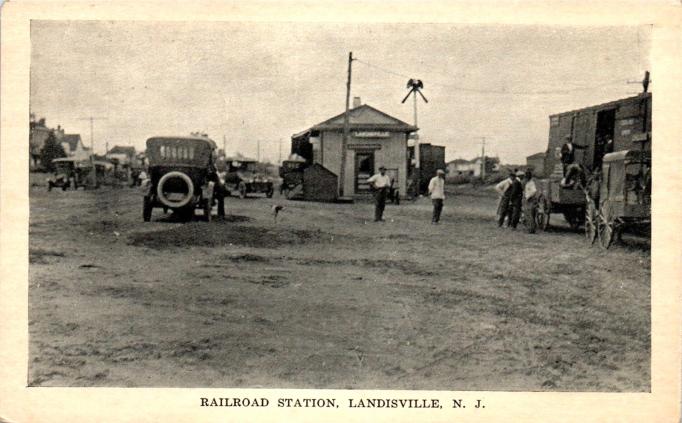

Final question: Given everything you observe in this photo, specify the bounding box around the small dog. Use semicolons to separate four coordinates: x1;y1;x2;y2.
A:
272;204;285;223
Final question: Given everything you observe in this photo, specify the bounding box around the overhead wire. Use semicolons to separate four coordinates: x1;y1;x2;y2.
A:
354;58;634;96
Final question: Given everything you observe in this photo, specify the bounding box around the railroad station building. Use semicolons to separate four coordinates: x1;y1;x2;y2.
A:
291;98;417;198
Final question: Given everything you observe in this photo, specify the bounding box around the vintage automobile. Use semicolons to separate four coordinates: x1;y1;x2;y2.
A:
47;157;108;191
222;157;274;199
279;157;307;199
143;136;225;222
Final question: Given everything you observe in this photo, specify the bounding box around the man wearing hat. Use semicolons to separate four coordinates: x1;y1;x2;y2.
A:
560;135;587;175
428;169;446;224
367;166;392;222
496;169;523;228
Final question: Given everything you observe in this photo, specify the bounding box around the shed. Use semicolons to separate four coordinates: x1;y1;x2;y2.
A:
408;143;446;194
303;163;338;202
526;152;546;176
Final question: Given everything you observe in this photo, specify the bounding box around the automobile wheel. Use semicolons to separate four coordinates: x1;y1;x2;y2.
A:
157;171;194;209
238;182;247;199
143;196;153;222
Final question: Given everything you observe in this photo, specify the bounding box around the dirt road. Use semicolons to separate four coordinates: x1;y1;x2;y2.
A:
28;182;650;390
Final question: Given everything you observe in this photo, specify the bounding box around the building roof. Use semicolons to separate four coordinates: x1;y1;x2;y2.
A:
293;104;417;139
526;152;546;160
146;135;218;150
447;159;471;165
62;134;83;152
107;145;136;156
550;92;650;118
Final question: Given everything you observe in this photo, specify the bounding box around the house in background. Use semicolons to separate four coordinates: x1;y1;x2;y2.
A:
447;156;500;177
29;117;65;170
106;145;137;166
446;158;476;176
291;98;417;198
526;152;546;177
61;134;90;160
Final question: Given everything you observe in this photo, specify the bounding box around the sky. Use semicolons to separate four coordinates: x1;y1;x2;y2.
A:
30;21;650;164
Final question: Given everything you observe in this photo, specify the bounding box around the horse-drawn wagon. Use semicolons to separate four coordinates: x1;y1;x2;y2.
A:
587;148;651;248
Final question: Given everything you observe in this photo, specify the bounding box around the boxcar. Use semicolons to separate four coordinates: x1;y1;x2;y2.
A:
534;93;651;232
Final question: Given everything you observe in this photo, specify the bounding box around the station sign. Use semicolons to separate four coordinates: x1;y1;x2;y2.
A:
352;131;390;138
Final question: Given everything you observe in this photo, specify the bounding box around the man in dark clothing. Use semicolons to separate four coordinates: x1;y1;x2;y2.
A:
497;170;523;228
508;171;524;229
560;135;587;175
367;166;391;222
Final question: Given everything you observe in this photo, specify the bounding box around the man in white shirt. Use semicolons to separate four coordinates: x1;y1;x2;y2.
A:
428;169;446;224
523;169;539;233
495;171;515;225
367;166;392;222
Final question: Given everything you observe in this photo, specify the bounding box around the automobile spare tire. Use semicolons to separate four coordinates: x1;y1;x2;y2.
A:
157;171;194;209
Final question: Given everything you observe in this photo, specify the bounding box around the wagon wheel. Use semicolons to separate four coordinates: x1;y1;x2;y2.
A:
598;202;615;249
535;194;550;231
563;210;582;231
584;199;598;245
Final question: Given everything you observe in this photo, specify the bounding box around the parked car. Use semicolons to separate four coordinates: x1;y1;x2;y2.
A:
279;157;307;198
222;157;274;199
143;136;225;222
47;157;106;191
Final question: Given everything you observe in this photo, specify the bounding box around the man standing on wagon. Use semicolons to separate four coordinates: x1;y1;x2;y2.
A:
367;166;391;222
560;135;587;175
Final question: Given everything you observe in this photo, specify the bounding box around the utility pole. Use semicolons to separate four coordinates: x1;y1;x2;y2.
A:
223;135;227;156
257;140;261;162
413;92;419;169
77;116;107;186
402;79;427;195
339;51;354;198
627;70;651;94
